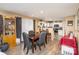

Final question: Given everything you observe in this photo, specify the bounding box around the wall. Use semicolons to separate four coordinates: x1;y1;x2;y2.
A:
22;18;33;34
35;19;40;33
0;10;20;18
0;10;34;43
64;15;79;42
74;15;79;45
64;16;75;35
21;18;33;41
64;15;79;51
0;10;33;19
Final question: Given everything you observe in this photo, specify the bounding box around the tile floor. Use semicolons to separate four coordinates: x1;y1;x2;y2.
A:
5;39;61;55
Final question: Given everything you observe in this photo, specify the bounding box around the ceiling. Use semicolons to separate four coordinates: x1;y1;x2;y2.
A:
0;3;79;21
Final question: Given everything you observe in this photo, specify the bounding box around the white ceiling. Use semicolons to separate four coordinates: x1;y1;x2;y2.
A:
0;3;79;20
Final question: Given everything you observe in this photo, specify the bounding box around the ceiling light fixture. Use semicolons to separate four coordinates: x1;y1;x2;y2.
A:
31;14;34;17
40;10;44;14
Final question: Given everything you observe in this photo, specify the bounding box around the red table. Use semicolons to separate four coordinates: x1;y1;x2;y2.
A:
60;35;78;55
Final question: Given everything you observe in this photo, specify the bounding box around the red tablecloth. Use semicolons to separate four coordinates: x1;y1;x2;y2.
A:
60;35;78;55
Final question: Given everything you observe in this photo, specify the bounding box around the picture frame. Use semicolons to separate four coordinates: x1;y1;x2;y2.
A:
67;20;73;26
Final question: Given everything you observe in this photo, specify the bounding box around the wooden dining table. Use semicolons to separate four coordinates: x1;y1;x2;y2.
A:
30;34;39;53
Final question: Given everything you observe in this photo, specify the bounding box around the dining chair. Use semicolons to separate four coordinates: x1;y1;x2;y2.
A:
22;32;36;54
41;31;48;44
36;32;46;50
43;31;48;44
28;30;35;37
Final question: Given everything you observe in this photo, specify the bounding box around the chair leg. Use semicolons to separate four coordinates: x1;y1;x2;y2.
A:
35;45;37;50
38;45;41;51
44;43;46;48
45;39;47;44
23;45;26;50
46;39;48;44
26;48;29;54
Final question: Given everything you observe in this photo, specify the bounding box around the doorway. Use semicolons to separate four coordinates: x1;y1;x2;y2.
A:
16;17;22;44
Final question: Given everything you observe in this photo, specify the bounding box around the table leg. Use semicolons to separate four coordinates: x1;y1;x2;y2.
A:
32;39;34;53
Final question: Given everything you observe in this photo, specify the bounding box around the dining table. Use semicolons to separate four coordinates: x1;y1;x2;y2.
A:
29;33;39;53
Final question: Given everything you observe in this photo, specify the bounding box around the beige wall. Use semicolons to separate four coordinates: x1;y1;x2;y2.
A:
0;10;33;42
1;10;79;42
0;10;33;19
64;16;75;35
34;19;40;33
64;15;79;44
